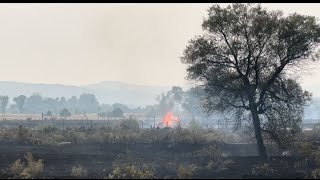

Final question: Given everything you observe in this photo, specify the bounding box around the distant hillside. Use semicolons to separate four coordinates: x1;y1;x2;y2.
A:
0;81;173;107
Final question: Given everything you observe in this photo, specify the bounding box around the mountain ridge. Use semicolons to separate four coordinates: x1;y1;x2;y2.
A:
0;81;176;107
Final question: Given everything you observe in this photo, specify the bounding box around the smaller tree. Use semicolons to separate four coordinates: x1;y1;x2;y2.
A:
0;96;9;113
13;95;26;113
59;108;71;118
46;111;52;116
109;108;124;117
156;86;184;116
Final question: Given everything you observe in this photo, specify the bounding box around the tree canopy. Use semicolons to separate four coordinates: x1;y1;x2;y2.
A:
181;3;320;157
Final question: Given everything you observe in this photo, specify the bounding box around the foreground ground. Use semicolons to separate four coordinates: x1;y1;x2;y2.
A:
0;120;319;179
0;142;309;179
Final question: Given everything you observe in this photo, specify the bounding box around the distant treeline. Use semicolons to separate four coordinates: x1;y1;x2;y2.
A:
0;86;206;118
0;93;142;117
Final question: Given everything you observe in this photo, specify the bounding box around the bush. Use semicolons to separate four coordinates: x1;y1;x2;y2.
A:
220;159;234;170
309;151;320;168
23;152;44;179
0;128;16;141
197;145;222;161
10;159;24;178
17;125;32;144
295;141;320;168
251;163;276;176
71;165;87;177
119;119;140;132
202;129;235;143
206;160;218;170
206;159;234;171
107;162;155;179
311;168;320;179
9;152;44;179
297;142;313;157
38;125;59;134
173;128;194;144
177;164;192;179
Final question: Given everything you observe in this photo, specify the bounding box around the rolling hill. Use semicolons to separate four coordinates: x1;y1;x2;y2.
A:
0;81;173;107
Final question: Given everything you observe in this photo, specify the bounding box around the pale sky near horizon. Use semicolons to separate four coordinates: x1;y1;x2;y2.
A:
0;3;320;92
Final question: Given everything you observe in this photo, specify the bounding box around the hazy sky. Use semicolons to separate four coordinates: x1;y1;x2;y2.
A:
0;3;320;91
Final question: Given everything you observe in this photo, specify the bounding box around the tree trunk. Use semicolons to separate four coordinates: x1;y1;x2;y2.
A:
250;108;267;158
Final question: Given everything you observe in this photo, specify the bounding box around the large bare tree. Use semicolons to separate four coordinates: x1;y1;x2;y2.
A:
181;3;320;157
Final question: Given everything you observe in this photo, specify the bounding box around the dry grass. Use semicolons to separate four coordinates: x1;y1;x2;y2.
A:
9;152;44;179
71;165;87;177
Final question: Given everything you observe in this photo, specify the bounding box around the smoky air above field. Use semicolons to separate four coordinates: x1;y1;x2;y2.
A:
0;4;318;90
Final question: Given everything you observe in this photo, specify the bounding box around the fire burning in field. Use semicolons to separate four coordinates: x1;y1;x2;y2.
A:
161;112;180;128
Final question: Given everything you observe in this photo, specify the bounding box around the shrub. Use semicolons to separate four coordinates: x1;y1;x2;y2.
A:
206;159;234;172
311;168;320;179
1;128;16;141
294;159;308;170
43;134;65;146
177;164;192;179
119;119;140;132
297;142;313;157
251;163;276;176
173;128;193;144
107;162;155;179
220;159;234;170
310;151;320;168
71;165;87;177
17;125;32;144
23;152;44;178
9;152;44;179
39;125;59;134
296;142;320;168
206;160;218;170
202;130;234;143
197;145;222;161
10;159;24;178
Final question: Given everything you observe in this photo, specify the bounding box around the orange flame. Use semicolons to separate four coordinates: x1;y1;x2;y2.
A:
161;112;180;128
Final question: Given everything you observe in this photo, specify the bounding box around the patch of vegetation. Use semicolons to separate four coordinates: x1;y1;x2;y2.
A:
71;165;87;177
177;164;193;179
9;152;44;179
107;161;155;179
251;163;276;177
